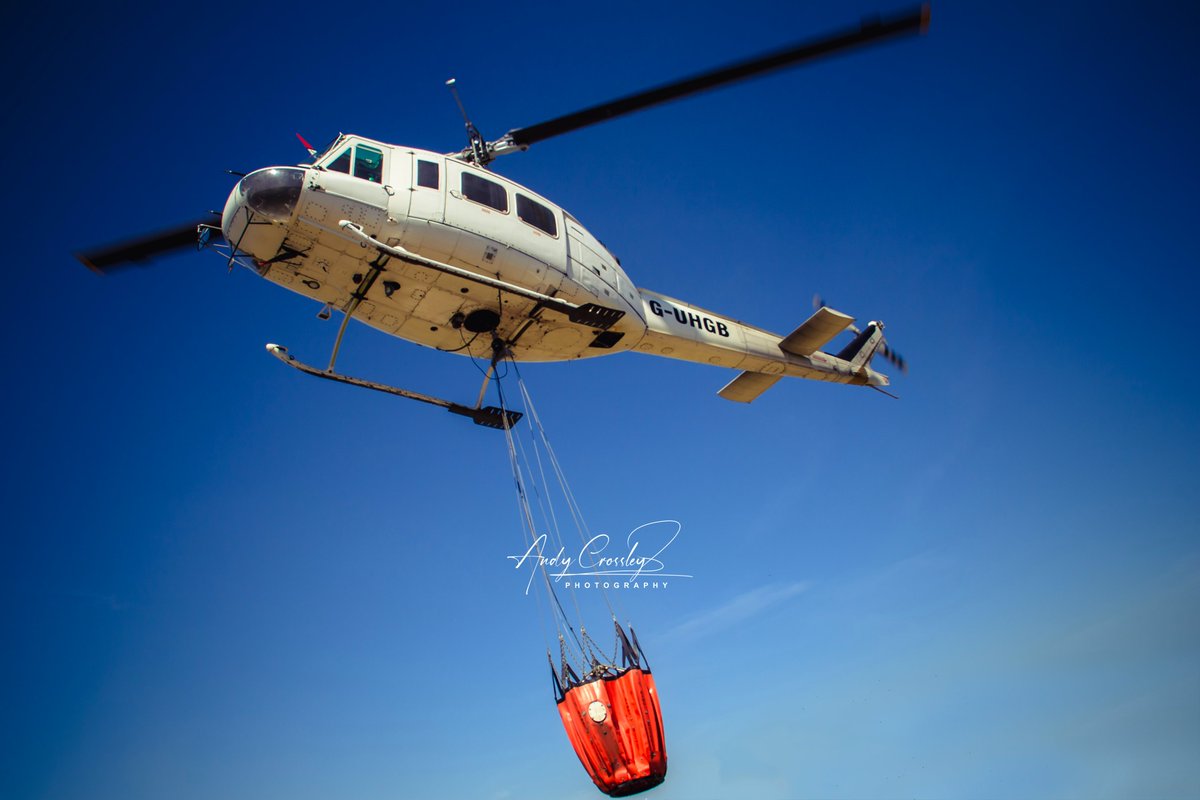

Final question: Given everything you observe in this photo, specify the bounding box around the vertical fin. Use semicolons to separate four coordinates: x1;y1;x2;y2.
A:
836;323;885;371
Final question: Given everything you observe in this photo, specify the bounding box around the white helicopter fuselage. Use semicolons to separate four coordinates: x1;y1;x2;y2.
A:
221;134;889;399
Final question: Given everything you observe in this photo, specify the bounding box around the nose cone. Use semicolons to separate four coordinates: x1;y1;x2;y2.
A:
242;167;305;221
223;167;305;236
223;167;304;261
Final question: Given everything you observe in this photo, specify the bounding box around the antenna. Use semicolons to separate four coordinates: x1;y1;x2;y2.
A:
295;132;318;159
445;78;491;166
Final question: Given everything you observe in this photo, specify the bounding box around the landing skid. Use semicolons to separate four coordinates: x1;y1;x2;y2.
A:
266;344;522;430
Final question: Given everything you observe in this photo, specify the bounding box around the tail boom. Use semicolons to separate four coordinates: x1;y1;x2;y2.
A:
633;288;890;400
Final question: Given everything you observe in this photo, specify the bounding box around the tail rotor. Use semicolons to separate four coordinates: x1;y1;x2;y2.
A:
813;293;908;374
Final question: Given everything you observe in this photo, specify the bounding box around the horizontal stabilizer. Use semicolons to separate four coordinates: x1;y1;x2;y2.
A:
718;371;783;403
779;306;855;356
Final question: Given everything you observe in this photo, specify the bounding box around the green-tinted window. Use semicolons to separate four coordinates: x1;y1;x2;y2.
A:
354;144;384;182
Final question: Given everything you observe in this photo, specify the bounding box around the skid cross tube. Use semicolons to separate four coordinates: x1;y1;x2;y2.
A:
326;256;386;372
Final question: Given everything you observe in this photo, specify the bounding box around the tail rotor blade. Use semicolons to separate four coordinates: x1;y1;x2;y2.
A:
879;341;908;373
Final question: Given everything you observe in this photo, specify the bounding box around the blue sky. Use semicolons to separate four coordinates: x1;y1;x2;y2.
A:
3;1;1198;798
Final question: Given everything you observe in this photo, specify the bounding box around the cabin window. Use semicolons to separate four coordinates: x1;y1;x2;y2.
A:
417;160;439;189
516;194;557;236
461;172;508;212
354;144;384;182
327;147;352;174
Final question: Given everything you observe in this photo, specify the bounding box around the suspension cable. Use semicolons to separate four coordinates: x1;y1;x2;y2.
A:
496;372;587;664
514;369;621;623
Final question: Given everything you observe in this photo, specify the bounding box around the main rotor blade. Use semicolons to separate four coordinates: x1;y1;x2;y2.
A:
77;220;214;274
505;4;929;148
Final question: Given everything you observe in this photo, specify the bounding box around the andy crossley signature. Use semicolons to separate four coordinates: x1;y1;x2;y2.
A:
507;519;691;593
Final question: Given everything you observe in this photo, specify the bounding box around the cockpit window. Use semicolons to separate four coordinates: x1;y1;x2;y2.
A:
354;145;384;182
327;147;352;174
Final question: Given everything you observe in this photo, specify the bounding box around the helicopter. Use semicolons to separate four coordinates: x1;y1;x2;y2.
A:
78;6;926;429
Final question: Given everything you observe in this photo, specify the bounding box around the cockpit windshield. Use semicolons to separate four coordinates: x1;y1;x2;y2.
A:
327;147;352;174
309;134;342;164
321;140;384;183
